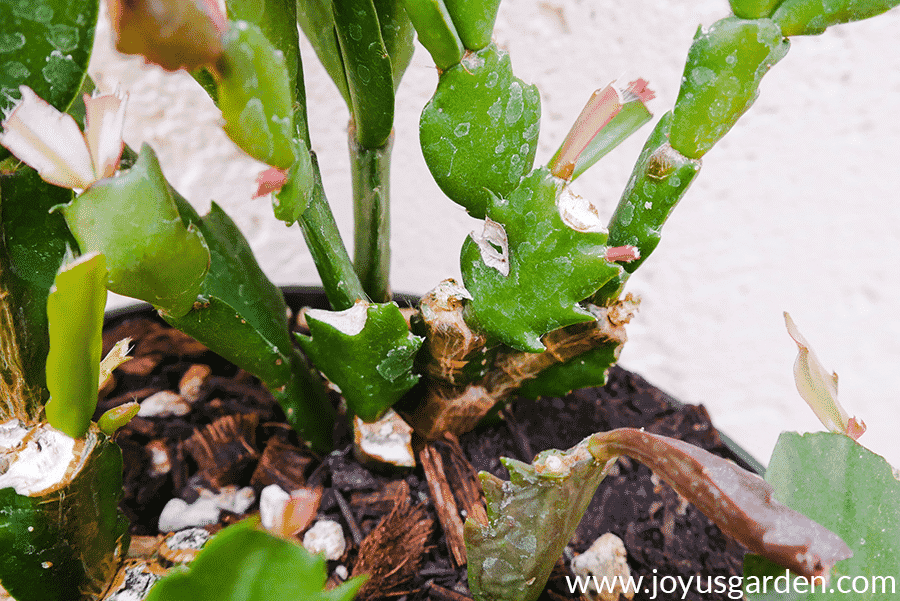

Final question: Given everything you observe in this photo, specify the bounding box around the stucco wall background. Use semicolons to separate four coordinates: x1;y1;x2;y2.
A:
90;1;900;469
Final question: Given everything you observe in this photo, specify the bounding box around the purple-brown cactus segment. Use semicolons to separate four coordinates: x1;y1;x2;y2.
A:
587;428;852;581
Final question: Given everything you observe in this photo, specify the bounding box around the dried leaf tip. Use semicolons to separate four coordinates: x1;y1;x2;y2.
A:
0;86;127;190
550;79;655;180
784;312;866;440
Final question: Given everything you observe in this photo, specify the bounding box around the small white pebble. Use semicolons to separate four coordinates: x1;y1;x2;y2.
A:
334;565;348;580
157;497;220;533
138;391;190;418
303;520;345;561
260;484;291;530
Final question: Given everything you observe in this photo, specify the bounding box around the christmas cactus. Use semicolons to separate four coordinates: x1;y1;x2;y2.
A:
2;0;899;600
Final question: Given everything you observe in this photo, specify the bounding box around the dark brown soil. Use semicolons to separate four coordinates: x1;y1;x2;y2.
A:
100;291;758;601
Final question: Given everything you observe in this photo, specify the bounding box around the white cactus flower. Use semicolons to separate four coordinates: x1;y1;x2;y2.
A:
784;312;866;440
0;86;127;190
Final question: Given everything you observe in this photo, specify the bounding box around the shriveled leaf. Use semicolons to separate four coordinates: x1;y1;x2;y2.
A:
145;520;365;601
44;252;107;439
420;43;541;218
466;428;852;601
461;167;622;352
549;80;654;182
332;0;396;148
60;143;210;317
297;301;423;422
784;312;865;439
0;0;99;161
744;432;900;600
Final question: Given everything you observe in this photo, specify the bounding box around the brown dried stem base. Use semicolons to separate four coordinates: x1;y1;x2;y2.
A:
411;293;638;439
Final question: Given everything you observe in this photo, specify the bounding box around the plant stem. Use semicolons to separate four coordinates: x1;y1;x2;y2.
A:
298;153;368;310
350;129;393;303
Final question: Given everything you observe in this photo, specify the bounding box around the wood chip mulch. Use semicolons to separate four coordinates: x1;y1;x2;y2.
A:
100;295;757;601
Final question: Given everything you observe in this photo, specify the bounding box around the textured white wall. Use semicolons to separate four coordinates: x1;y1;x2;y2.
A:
91;1;900;469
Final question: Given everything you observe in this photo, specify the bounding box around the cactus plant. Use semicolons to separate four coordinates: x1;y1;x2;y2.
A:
2;0;900;599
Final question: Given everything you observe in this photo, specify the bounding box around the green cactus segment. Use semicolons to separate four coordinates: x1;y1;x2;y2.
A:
297;0;351;106
59;144;210;318
443;0;501;50
0;426;129;601
420;43;541;218
222;0;307;141
297;301;424;422
332;0;396;149
163;198;335;451
517;341;619;399
164;201;292;387
44;252;106;439
273;139;315;225
772;0;900;35
0;0;99;161
376;0;415;90
215;21;296;169
0;167;77;406
605;112;701;277
461;167;622;353
744;432;900;600
145;519;365;601
401;0;464;70
669;17;789;159
729;0;785;18
466;439;611;601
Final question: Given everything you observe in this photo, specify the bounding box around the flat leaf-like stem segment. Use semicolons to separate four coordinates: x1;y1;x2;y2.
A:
401;0;464;70
669;17;789;160
443;0;501;50
744;432;900;600
0;167;77;417
214;20;296;169
145;519;365;601
0;0;99;161
466;428;852;601
332;0;396;149
461;167;622;352
597;111;701;299
44;252;107;439
420;43;541;218
298;301;423;422
163;196;334;452
60;144;210;318
0;424;129;601
772;0;900;36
